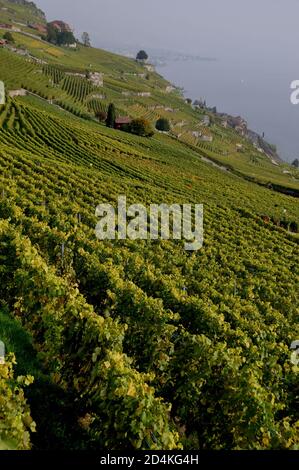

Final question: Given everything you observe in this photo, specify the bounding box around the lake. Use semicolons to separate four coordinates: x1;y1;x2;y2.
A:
156;55;299;163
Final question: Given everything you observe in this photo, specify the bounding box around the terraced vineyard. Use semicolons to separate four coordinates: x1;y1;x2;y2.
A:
0;10;299;451
43;64;65;85
0;44;298;191
61;75;96;102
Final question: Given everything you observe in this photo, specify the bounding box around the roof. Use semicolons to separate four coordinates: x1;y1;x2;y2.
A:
29;23;47;32
115;117;132;125
49;20;72;32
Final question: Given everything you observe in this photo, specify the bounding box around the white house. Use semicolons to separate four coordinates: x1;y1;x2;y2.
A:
65;72;86;78
202;115;210;126
144;64;155;72
90;93;105;100
9;88;27;98
88;72;104;87
137;92;151;97
0;81;5;104
221;119;228;128
200;135;213;142
165;85;176;93
192;131;201;138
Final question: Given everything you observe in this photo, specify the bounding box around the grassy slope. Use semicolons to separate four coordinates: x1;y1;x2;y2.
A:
0;0;45;24
0;307;40;376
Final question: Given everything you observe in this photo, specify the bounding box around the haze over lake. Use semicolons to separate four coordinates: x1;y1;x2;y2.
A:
155;53;299;163
37;0;299;162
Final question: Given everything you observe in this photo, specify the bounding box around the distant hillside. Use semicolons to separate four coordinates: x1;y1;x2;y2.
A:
0;0;46;23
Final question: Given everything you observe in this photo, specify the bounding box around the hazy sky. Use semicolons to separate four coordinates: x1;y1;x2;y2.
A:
36;0;299;58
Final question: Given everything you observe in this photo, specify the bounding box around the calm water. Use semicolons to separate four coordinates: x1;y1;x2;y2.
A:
156;56;299;163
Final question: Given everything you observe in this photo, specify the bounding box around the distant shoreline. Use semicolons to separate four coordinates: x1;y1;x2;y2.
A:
155;57;292;163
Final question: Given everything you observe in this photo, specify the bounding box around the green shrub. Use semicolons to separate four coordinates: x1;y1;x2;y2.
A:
130;118;154;137
0;354;35;450
156;118;170;132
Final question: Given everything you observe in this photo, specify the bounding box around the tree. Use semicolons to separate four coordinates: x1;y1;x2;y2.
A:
106;103;116;128
290;220;298;232
269;143;277;153
82;32;91;47
136;50;148;61
46;23;58;44
292;158;299;168
130;118;154;137
46;24;76;46
56;31;76;46
3;32;14;43
155;118;170;132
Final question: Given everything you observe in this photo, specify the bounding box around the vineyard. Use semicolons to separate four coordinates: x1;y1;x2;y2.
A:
0;8;299;451
0;91;298;450
61;75;96;102
0;43;298;191
0;354;35;450
43;64;65;85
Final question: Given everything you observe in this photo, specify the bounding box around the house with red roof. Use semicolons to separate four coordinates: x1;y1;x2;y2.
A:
28;23;48;34
48;20;72;33
114;117;132;130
